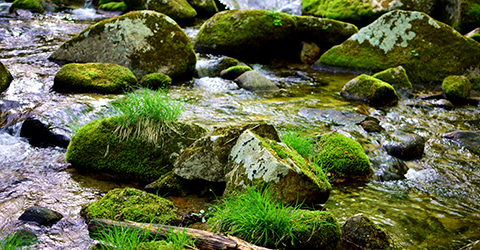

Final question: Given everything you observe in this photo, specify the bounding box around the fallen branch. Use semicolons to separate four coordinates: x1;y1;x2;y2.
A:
88;218;274;250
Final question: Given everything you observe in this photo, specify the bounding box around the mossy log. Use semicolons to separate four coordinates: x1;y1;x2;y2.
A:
88;218;273;250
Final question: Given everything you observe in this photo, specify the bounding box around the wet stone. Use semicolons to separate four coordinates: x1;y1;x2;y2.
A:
360;119;385;133
442;130;480;156
382;130;426;160
299;108;368;126
20;117;70;148
19;206;63;226
342;213;393;250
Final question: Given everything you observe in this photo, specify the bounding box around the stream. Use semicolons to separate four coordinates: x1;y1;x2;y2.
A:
0;2;480;249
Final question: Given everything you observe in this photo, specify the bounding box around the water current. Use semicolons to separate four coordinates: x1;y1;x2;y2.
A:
0;2;479;249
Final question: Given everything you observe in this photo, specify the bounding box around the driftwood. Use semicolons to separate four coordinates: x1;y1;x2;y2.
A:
88;218;274;250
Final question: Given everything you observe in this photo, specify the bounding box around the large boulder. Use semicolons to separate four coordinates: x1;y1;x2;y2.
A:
53;63;138;94
317;10;480;84
225;129;332;205
49;11;196;81
123;0;197;24
0;61;13;94
66;116;207;182
340;74;399;107
195;9;357;62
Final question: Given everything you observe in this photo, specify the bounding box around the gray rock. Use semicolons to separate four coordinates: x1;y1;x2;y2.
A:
224;129;331;205
49;11;196;81
19;206;63;226
298;108;368;126
342;214;393;250
299;41;320;64
442;130;480;156
382;130;426;160
234;71;279;92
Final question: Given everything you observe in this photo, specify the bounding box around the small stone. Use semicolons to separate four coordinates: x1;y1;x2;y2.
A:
19;206;63;226
360;119;385;133
382;130;425;160
234;71;279;92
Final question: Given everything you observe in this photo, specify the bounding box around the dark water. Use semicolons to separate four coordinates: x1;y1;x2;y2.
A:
0;3;479;249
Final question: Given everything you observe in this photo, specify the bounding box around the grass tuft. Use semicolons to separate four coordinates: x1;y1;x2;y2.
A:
0;231;36;250
280;130;315;158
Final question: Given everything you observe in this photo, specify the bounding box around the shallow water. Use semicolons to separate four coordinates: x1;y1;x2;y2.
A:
0;5;479;249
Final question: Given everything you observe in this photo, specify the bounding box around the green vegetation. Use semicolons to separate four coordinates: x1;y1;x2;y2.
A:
268;11;283;26
469;76;480;90
281;130;314;158
442;75;472;100
98;1;127;11
139;73;172;90
0;62;13;94
10;0;43;13
208;186;341;249
0;230;37;250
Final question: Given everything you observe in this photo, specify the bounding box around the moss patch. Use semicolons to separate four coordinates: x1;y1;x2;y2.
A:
53;63;137;94
313;132;373;180
139;73;172;90
291;210;342;250
340;74;398;106
10;0;44;13
469;76;480;90
442;75;472;100
301;0;379;24
98;1;127;11
81;187;179;224
453;0;480;34
0;61;13;94
373;65;412;89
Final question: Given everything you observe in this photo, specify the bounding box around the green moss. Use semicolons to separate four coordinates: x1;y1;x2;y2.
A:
53;63;137;94
442;75;472;99
0;62;13;94
139;73;172;89
301;0;379;23
313;132;372;179
294;15;358;47
81;187;179;224
469;76;480;90
225;65;251;75
98;1;127;11
340;74;398;106
98;0;119;5
10;0;44;13
453;0;480;34
373;66;412;89
291;210;342;250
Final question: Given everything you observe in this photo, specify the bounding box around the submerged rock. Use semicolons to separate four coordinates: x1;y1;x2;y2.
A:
0;61;13;94
19;206;63;226
317;10;480;84
299;108;368;126
53;63;138;94
342;213;394;250
81;188;180;224
382;130;426;160
225;129;331;205
49;11;196;81
442;130;480;156
123;0;197;24
66;116;207;182
360;119;385;133
234;70;279;92
340;74;399;107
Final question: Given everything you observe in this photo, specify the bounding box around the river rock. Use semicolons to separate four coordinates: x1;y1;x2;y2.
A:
196;56;241;78
382;130;426;160
49;11;196;81
174;123;280;182
234;70;279;92
0;61;13;94
139;73;172;90
66;116;207;182
220;65;252;80
372;66;412;90
342;213;394;250
430;99;455;110
81;187;180;224
19;206;63;226
313;132;373;182
340;74;399;107
123;0;197;24
20;117;70;148
187;0;217;17
360;119;385;133
299;41;320;64
224;129;331;205
371;155;409;181
317;10;480;84
442;130;480;156
53;63;138;94
442;75;472;103
299;108;368;126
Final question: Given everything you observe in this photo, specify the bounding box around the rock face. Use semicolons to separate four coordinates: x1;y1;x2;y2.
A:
123;0;197;24
443;130;480;156
382;130;425;160
234;71;279;92
442;75;472;102
340;74;399;107
81;188;180;224
53;63;137;94
66;116;207;182
19;206;63;226
0;61;13;94
195;9;357;62
342;213;394;250
225;129;331;205
49;11;196;81
317;10;480;84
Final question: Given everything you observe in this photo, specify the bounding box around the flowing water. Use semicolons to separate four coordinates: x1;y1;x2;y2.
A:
0;3;479;249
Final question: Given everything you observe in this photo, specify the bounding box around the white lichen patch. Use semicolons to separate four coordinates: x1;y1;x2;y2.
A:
104;18;154;53
351;10;436;54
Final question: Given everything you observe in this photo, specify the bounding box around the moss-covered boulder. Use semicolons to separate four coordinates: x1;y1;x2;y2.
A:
98;1;127;11
0;61;13;94
313;132;373;181
187;0;217;17
291;210;342;250
49;11;196;81
66;116;207;182
123;0;196;24
81;188;180;224
340;74;399;107
225;129;332;205
342;213;394;250
53;63;137;94
317;10;480;84
220;65;252;80
442;75;472;102
139;73;172;90
372;65;412;89
302;0;437;25
9;0;44;13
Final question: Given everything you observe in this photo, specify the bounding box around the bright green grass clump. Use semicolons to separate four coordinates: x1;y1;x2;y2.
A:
109;88;184;145
0;231;36;250
281;130;315;158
